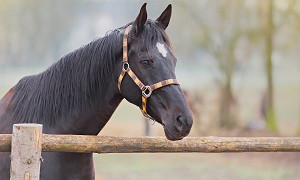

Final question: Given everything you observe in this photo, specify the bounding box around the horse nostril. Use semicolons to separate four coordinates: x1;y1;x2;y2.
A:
175;116;184;132
187;115;193;127
174;114;193;135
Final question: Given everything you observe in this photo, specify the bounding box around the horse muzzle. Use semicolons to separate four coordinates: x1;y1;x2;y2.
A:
163;113;193;141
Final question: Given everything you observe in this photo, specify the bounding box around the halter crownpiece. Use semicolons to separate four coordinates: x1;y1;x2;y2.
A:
118;25;179;120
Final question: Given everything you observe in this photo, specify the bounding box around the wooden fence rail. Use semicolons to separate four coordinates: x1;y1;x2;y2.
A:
1;134;300;153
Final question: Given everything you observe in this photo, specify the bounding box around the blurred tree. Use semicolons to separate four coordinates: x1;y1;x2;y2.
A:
291;3;300;135
260;0;300;132
261;0;277;131
290;2;300;134
177;0;299;132
298;109;300;134
0;0;151;67
177;0;258;129
0;0;79;67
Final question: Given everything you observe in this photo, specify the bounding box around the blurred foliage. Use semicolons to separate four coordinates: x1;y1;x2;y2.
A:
175;0;300;131
0;0;78;66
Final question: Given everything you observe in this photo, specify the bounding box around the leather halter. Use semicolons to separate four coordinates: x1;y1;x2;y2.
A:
118;25;179;120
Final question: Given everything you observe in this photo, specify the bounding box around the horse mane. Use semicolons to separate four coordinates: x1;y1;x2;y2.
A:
8;26;126;126
7;20;169;127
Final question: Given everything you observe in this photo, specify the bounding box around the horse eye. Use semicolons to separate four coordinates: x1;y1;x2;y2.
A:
140;60;152;68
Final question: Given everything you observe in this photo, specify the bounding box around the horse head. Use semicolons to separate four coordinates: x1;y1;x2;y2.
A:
118;3;193;141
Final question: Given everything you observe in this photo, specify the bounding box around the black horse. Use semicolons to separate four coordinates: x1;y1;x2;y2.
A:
0;3;193;179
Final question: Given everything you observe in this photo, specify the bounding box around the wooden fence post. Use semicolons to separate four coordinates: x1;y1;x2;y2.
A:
10;124;43;180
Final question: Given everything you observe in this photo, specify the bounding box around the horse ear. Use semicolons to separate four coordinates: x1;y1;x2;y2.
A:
155;4;172;30
132;3;147;35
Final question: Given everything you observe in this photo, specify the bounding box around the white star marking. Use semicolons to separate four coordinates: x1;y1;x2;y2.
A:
156;43;168;57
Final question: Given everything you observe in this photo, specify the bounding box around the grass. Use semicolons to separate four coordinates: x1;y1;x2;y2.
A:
93;153;300;180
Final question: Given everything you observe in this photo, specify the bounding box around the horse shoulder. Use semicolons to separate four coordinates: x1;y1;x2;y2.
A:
0;86;15;106
0;86;16;133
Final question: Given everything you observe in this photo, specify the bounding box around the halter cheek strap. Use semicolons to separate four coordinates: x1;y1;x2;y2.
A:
118;25;179;120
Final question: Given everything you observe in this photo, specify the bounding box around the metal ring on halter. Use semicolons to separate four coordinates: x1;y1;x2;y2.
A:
123;62;130;71
147;116;156;125
142;86;152;98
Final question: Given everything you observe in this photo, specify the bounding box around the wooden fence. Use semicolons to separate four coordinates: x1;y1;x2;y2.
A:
3;124;300;180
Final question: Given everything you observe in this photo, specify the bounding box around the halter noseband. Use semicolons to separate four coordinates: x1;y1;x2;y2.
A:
118;25;179;120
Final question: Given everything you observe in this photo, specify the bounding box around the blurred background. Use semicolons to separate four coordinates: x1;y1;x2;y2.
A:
1;0;300;179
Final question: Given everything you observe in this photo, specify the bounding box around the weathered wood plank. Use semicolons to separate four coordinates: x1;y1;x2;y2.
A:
0;134;11;152
10;124;43;180
1;134;300;153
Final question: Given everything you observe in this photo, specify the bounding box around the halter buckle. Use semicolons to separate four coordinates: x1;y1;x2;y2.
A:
142;86;152;98
123;62;130;71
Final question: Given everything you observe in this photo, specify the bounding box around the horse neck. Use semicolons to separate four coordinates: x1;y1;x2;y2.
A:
7;36;125;135
48;54;124;135
58;80;124;135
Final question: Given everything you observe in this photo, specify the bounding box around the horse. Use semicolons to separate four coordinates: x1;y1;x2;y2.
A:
0;3;193;179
